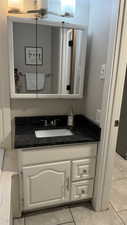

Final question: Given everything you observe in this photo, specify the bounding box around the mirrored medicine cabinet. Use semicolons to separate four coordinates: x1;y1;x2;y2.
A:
8;16;87;99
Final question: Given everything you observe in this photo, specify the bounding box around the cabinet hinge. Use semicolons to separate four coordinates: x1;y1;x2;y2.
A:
66;85;71;91
114;120;119;127
68;40;73;47
21;197;24;206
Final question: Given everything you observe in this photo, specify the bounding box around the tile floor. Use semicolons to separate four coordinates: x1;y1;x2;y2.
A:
14;153;127;225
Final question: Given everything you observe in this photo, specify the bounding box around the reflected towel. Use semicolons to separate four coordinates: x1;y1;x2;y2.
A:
26;73;46;91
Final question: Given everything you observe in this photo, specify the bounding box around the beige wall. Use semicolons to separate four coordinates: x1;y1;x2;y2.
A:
11;99;82;118
81;0;113;123
0;0;11;150
0;0;114;151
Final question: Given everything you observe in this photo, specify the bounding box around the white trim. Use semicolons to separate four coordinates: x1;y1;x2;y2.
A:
0;149;4;175
0;1;11;151
8;18;17;98
93;0;125;211
8;16;85;30
11;94;84;99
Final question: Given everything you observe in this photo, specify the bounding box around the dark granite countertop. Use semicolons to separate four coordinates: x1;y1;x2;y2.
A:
15;115;101;149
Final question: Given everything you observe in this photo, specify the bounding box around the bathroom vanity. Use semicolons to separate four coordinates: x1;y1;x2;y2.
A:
15;115;101;212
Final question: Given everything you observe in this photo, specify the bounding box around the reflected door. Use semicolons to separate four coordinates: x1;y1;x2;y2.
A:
36;22;62;95
61;28;86;96
13;19;37;96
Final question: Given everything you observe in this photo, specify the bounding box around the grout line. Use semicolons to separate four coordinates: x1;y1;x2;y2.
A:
117;208;127;213
110;202;126;225
24;217;26;225
113;177;127;181
56;221;74;225
69;207;77;225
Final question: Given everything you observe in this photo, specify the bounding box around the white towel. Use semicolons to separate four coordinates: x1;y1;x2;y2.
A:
26;73;46;91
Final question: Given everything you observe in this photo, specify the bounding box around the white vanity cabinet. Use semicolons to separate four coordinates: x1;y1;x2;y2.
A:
18;143;97;212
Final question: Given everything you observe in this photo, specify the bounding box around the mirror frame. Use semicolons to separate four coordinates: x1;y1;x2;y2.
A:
8;16;87;99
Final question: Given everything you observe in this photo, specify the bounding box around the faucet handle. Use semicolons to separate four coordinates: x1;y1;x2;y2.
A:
44;120;48;127
51;120;55;126
54;118;61;126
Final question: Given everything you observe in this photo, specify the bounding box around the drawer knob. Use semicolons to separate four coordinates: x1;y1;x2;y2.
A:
83;169;87;174
81;189;85;194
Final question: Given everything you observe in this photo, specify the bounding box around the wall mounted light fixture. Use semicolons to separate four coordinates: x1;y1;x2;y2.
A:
8;0;23;13
61;0;75;17
8;0;76;17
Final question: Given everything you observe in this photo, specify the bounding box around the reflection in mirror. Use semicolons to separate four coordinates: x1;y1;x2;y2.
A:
61;28;85;95
13;22;61;94
11;19;87;97
13;22;36;94
36;24;61;94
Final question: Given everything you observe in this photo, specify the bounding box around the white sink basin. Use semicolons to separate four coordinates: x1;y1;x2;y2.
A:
35;129;73;138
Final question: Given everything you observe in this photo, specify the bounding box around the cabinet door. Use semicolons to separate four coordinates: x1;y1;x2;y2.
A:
22;161;70;210
71;180;94;201
11;19;37;98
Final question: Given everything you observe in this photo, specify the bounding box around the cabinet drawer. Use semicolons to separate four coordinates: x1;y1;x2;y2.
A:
72;158;96;181
71;180;93;201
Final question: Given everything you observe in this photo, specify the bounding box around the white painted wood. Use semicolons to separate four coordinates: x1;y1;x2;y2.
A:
0;149;4;171
8;16;86;99
100;0;127;210
0;172;13;225
17;144;97;211
71;180;94;201
12;174;21;218
0;1;11;150
61;28;73;94
72;158;96;181
18;144;97;168
93;0;125;211
8;17;37;99
61;28;87;96
22;161;70;210
8;16;85;30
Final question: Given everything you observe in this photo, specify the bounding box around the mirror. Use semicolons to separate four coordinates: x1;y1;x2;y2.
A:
61;28;85;95
9;17;87;98
13;21;61;95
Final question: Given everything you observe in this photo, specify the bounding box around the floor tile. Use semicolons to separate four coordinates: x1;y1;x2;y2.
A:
118;210;127;224
111;179;127;211
70;203;123;225
63;223;74;225
25;207;73;225
14;218;24;225
112;153;127;180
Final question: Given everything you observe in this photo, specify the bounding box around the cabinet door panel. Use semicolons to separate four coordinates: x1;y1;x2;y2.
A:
22;161;70;210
